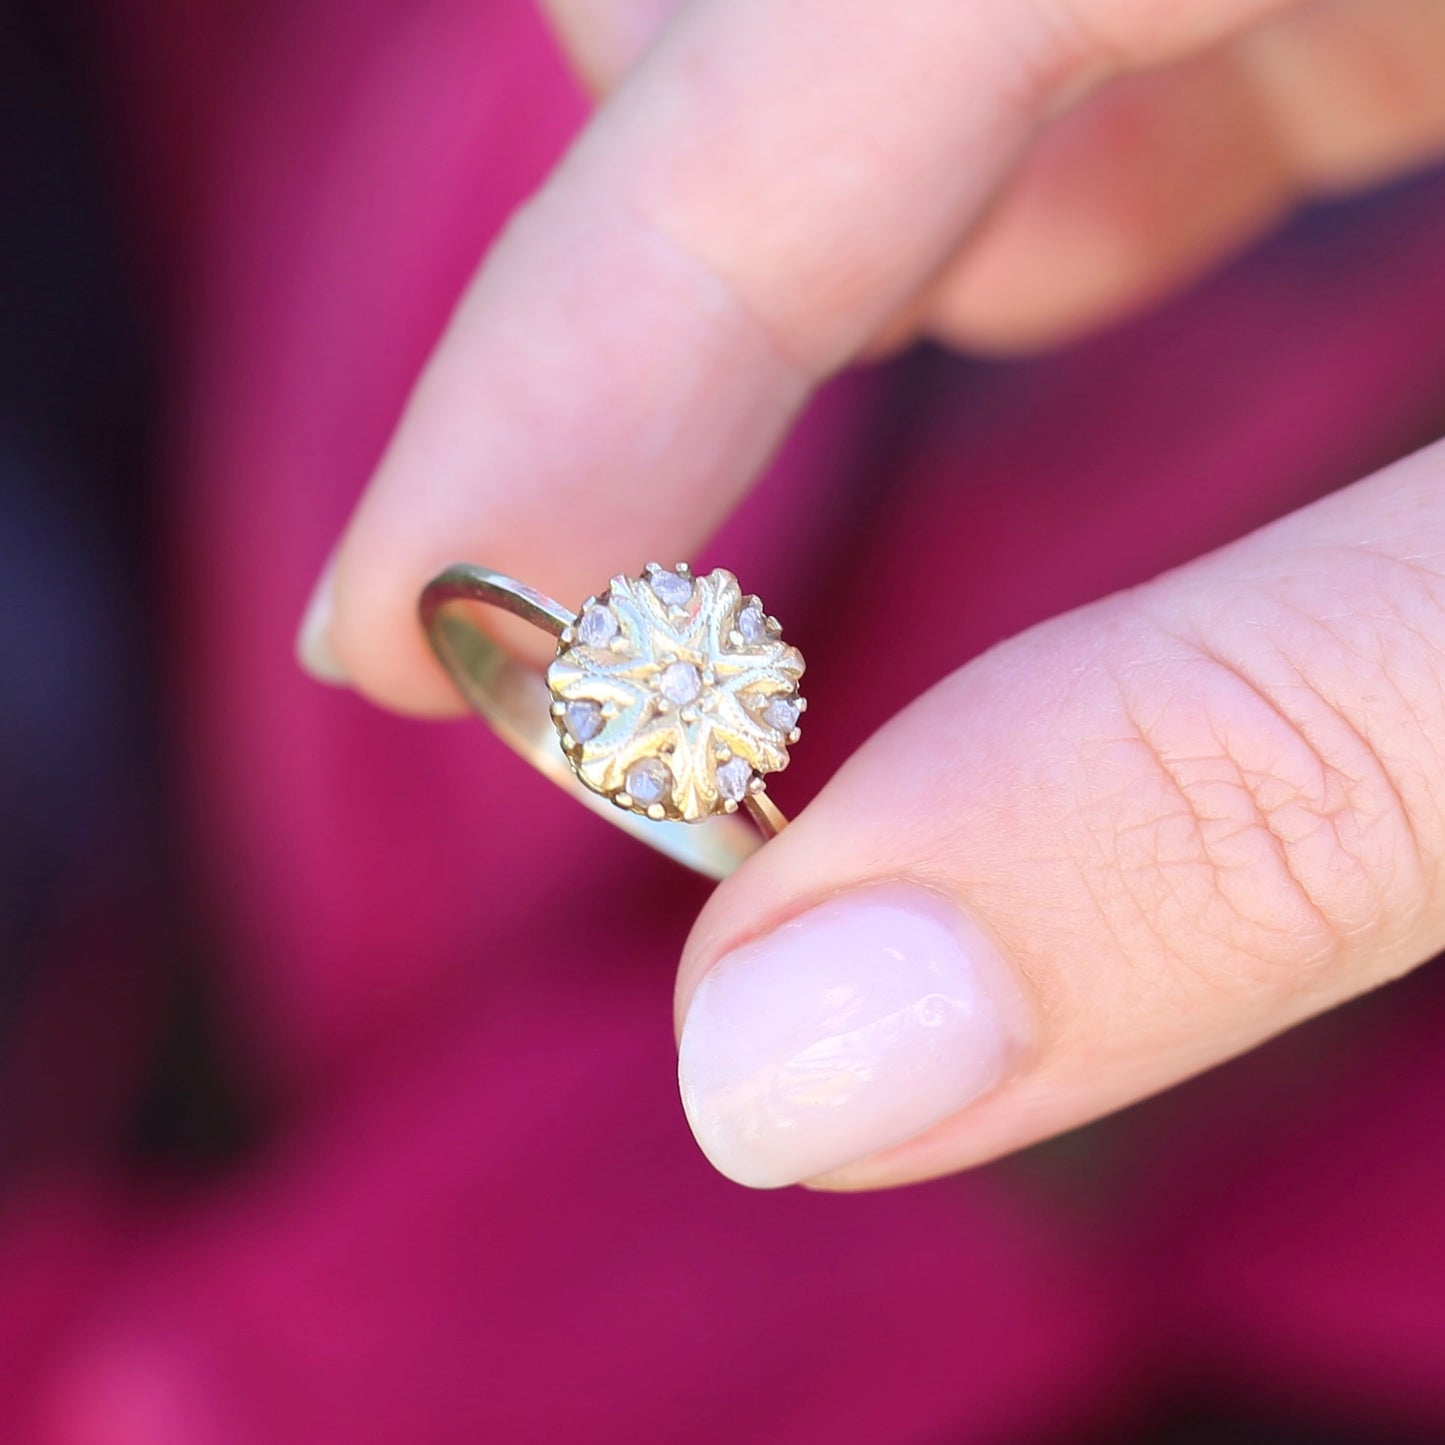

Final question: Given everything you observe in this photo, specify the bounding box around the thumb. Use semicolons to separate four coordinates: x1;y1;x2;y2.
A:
677;437;1445;1189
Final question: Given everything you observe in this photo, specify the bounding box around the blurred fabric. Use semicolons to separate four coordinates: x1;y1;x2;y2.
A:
3;1;1445;1441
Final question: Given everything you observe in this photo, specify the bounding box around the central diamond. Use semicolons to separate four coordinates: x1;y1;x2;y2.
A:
658;660;702;706
546;564;806;822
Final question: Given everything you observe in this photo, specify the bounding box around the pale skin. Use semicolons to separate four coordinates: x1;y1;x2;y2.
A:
300;0;1445;1188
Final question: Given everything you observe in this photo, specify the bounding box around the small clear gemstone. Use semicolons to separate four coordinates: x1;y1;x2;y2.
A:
564;699;603;742
737;603;767;642
649;569;693;607
658;660;701;705
716;756;752;802
578;605;618;647
764;696;800;732
625;757;673;806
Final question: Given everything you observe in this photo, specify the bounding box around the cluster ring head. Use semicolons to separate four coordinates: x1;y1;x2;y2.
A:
545;564;805;822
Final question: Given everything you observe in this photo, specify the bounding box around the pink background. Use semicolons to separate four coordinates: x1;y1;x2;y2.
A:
4;1;1445;1439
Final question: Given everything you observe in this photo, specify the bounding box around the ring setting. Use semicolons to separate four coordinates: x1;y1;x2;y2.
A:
420;561;807;878
548;563;805;824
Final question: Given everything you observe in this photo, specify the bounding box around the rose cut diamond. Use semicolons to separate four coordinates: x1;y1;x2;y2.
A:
648;569;693;607
764;696;800;733
737;603;767;643
564;699;603;742
716;755;752;803
625;757;673;806
578;604;618;648
658;660;702;706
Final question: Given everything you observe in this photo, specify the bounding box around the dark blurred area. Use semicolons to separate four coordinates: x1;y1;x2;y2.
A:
0;0;243;1180
4;2;1445;1443
0;0;148;1042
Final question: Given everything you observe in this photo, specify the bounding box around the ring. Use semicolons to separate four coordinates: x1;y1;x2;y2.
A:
420;562;807;879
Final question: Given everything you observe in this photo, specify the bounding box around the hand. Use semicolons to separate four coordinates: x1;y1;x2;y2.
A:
298;0;1445;1188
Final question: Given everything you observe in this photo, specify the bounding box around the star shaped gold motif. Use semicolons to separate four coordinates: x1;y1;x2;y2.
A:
546;564;806;821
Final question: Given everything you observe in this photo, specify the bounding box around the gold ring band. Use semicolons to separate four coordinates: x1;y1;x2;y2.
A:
420;563;805;879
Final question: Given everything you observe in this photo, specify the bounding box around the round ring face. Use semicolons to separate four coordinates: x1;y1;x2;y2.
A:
546;564;805;822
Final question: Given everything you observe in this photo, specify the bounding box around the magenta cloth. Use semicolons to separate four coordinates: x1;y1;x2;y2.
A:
6;1;1445;1440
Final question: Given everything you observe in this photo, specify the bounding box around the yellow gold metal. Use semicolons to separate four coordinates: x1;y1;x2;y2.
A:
546;565;803;823
420;563;802;880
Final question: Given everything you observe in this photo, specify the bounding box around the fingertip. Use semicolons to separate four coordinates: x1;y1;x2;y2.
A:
295;541;449;709
328;558;473;718
676;882;1032;1190
295;553;350;687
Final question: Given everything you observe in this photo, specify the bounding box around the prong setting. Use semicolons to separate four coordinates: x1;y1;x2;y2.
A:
546;566;805;822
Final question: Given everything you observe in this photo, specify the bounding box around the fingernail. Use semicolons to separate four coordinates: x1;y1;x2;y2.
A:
295;554;348;684
678;884;1030;1189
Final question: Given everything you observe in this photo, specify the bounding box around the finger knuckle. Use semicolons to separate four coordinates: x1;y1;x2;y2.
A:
1081;592;1436;1006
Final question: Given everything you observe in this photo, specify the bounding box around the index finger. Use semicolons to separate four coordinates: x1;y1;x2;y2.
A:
308;0;1300;712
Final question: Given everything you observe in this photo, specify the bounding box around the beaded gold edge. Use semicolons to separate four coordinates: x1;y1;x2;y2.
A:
545;563;805;823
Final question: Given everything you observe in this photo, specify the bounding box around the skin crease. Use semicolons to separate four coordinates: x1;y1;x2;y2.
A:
304;0;1445;1188
546;0;1445;350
